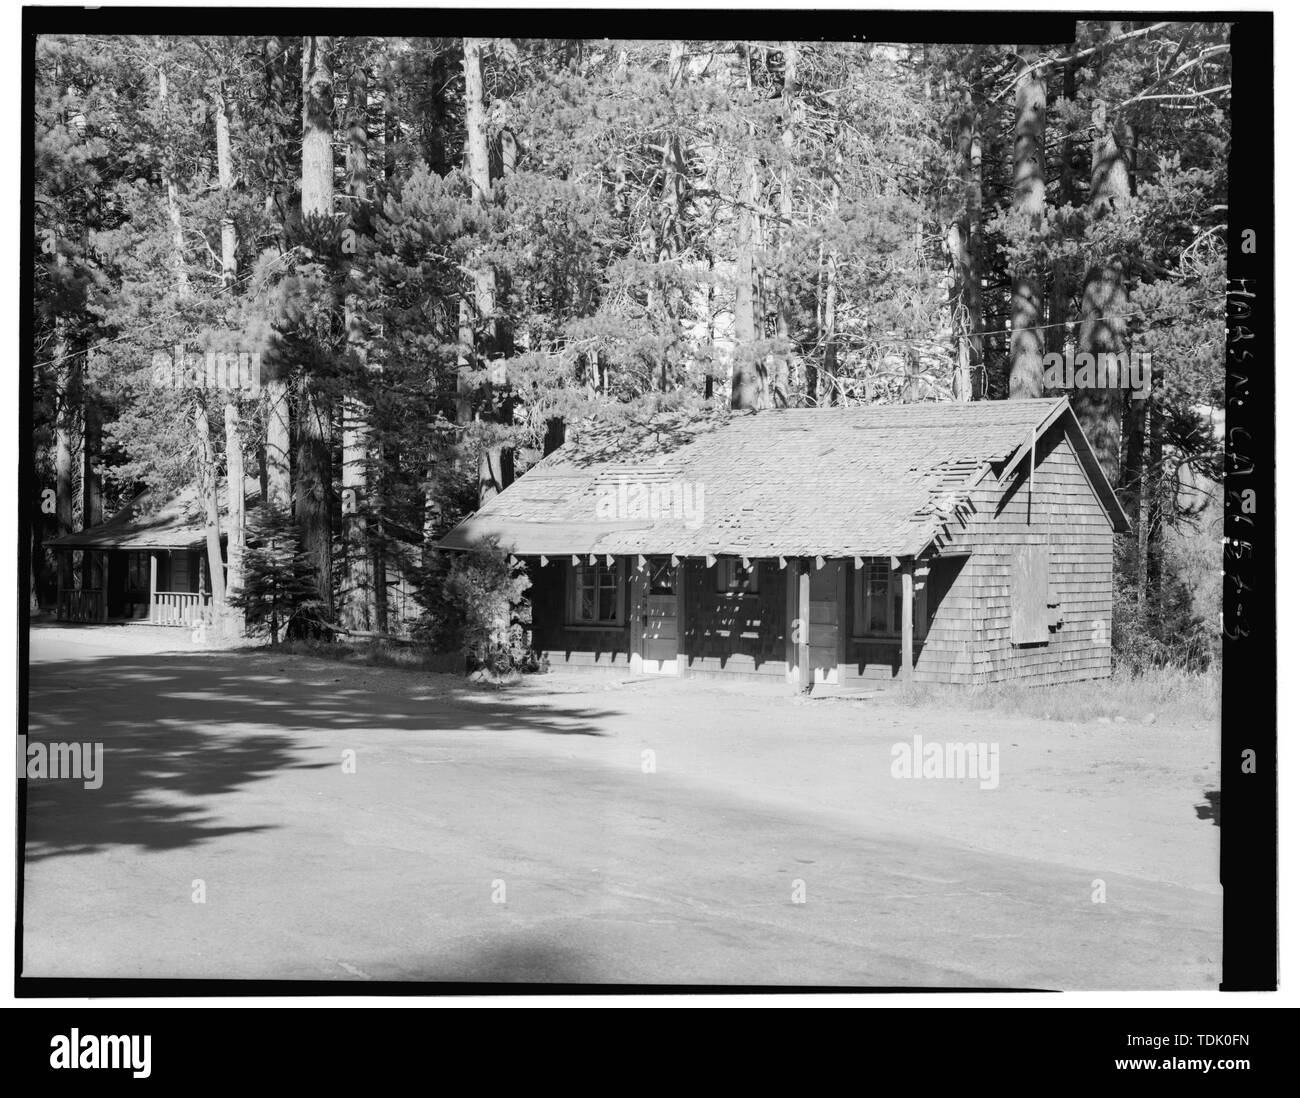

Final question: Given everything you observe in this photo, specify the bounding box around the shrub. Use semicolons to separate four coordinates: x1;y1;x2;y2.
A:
413;538;535;672
1112;550;1219;675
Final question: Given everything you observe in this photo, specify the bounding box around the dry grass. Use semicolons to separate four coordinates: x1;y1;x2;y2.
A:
890;665;1220;725
258;640;1219;726
272;638;464;673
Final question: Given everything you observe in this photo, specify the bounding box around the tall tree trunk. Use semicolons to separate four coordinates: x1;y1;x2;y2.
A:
297;34;336;627
80;387;101;590
264;38;294;511
947;216;973;402
1145;397;1163;623
1114;112;1146;606
967;90;986;397
223;402;245;593
263;37;296;241
81;384;101;530
265;380;292;511
342;61;374;631
384;56;399;184
54;320;74;602
730;44;764;411
1046;51;1076;362
947;85;979;401
731;158;762;408
463;38;497;351
54;344;73;538
214;85;238;285
1124;394;1148;614
821;142;842;406
772;41;797;408
1008;47;1046;399
424;47;452;177
1073;100;1130;486
195;401;227;605
158;65;189;299
652;40;687;395
161;57;224;611
463;37;505;503
214;81;246;598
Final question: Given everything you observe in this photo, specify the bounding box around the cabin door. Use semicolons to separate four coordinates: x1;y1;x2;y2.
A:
808;560;842;685
637;557;679;675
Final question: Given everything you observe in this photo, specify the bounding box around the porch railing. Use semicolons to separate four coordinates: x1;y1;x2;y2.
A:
151;591;213;627
57;589;106;624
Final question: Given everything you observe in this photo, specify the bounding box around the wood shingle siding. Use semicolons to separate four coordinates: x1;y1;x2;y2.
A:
956;422;1114;685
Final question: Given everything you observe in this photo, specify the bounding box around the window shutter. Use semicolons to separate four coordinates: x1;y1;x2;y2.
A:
1010;543;1050;645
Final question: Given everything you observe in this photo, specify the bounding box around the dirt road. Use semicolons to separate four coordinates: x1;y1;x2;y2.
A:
22;626;1220;987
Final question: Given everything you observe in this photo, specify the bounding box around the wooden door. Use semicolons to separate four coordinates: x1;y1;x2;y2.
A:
637;558;679;675
808;560;843;685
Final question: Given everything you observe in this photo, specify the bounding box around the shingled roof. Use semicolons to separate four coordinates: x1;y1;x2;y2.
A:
439;396;1126;558
47;477;265;551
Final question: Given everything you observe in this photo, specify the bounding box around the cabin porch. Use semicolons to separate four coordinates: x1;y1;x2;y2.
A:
52;546;217;627
526;552;951;691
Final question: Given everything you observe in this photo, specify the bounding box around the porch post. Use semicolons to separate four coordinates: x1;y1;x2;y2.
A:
674;560;686;677
149;551;158;624
99;551;107;622
784;561;797;687
835;558;848;680
55;550;64;622
900;559;914;684
797;560;811;691
628;561;643;675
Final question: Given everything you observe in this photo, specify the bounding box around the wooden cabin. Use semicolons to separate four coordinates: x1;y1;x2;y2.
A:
44;479;262;627
439;398;1129;689
45;476;426;633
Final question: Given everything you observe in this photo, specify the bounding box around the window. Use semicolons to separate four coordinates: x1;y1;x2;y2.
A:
716;558;758;594
853;559;927;640
645;557;676;594
127;552;150;592
569;560;623;626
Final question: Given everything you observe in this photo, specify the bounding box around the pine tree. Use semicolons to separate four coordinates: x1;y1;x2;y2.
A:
229;506;323;645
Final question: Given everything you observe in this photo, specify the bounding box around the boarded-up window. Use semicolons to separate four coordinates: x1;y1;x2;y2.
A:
1010;544;1050;645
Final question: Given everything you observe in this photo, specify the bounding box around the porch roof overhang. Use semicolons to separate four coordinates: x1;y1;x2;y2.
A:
47;531;214;552
440;529;933;560
45;475;263;553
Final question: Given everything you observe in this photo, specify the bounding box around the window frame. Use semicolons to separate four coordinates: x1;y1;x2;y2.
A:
852;559;928;642
126;551;151;593
567;558;625;629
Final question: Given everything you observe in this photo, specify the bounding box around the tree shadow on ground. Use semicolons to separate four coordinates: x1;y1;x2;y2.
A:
385;938;598;983
24;647;617;862
1194;789;1220;827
